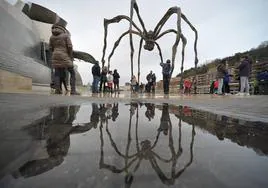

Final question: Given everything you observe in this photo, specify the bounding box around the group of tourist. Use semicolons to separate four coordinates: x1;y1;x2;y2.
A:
212;55;251;96
49;23;252;96
91;62;120;94
129;59;173;94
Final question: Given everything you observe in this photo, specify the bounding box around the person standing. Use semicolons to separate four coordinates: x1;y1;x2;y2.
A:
160;59;172;94
49;24;80;95
223;72;231;94
216;61;227;95
151;73;156;93
91;61;101;93
236;56;251;96
99;66;108;93
131;75;138;93
146;71;154;92
49;24;72;94
63;29;80;95
113;69;120;93
183;78;192;95
107;70;114;94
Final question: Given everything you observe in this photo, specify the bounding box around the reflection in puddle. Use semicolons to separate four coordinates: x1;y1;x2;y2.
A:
99;103;195;186
1;103;268;188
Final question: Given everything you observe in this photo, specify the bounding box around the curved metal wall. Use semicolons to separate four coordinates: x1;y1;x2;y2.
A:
0;48;51;84
0;0;41;60
0;0;50;84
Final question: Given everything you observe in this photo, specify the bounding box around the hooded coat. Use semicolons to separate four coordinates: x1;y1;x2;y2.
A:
216;63;227;79
49;25;73;68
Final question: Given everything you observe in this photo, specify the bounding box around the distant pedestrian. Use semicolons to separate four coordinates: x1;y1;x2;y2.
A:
139;82;145;93
99;66;108;93
151;73;156;93
183;78;192;95
91;61;101;93
146;71;154;92
216;60;227;95
214;80;219;94
236;55;251;96
113;69;120;93
160;59;172;94
223;72;231;94
210;80;215;94
131;75;138;92
107;70;114;93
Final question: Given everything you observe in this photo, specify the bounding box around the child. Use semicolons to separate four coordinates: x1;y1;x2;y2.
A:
131;75;138;92
107;71;114;93
214;80;219;94
183;79;192;95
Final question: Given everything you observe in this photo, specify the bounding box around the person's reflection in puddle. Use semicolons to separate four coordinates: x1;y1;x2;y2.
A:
99;102;195;187
112;103;119;121
12;105;95;178
158;103;170;135
145;103;155;121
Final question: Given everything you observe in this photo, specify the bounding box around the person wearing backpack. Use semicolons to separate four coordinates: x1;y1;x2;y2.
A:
160;59;172;94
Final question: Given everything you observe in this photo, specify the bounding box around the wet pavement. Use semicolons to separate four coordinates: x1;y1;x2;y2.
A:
1;101;268;188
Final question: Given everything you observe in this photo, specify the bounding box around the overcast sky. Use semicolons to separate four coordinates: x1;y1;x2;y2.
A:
8;0;268;85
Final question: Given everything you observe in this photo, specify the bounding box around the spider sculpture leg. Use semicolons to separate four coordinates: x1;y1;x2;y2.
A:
180;35;187;89
181;13;198;69
154;42;164;63
137;38;143;83
181;13;199;93
130;0;148;80
101;15;142;68
129;0;135;79
99;123;139;173
154;7;183;79
107;30;142;70
156;30;187;89
154;7;198;82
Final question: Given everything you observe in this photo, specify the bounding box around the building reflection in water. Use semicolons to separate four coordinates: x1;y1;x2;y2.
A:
99;102;196;187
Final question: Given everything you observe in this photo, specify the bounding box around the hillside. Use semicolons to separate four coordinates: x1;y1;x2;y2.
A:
176;43;268;78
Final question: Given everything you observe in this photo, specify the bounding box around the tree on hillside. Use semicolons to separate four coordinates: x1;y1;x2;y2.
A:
257;41;268;49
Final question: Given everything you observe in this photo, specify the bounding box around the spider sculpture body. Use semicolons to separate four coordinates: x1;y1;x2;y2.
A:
101;0;198;86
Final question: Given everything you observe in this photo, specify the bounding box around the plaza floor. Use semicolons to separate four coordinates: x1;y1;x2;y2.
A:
0;91;267;188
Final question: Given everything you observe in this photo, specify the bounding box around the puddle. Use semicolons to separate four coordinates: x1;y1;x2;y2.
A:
1;103;268;188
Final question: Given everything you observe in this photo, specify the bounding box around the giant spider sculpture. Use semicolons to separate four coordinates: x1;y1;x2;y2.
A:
101;0;198;86
99;102;195;187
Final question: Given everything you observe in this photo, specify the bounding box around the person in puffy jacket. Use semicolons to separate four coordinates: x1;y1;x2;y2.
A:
49;24;79;95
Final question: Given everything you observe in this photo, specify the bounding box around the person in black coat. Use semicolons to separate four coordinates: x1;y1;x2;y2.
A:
113;69;120;93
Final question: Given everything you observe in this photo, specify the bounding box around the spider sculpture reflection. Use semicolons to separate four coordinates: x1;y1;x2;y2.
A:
101;0;198;84
99;103;195;187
